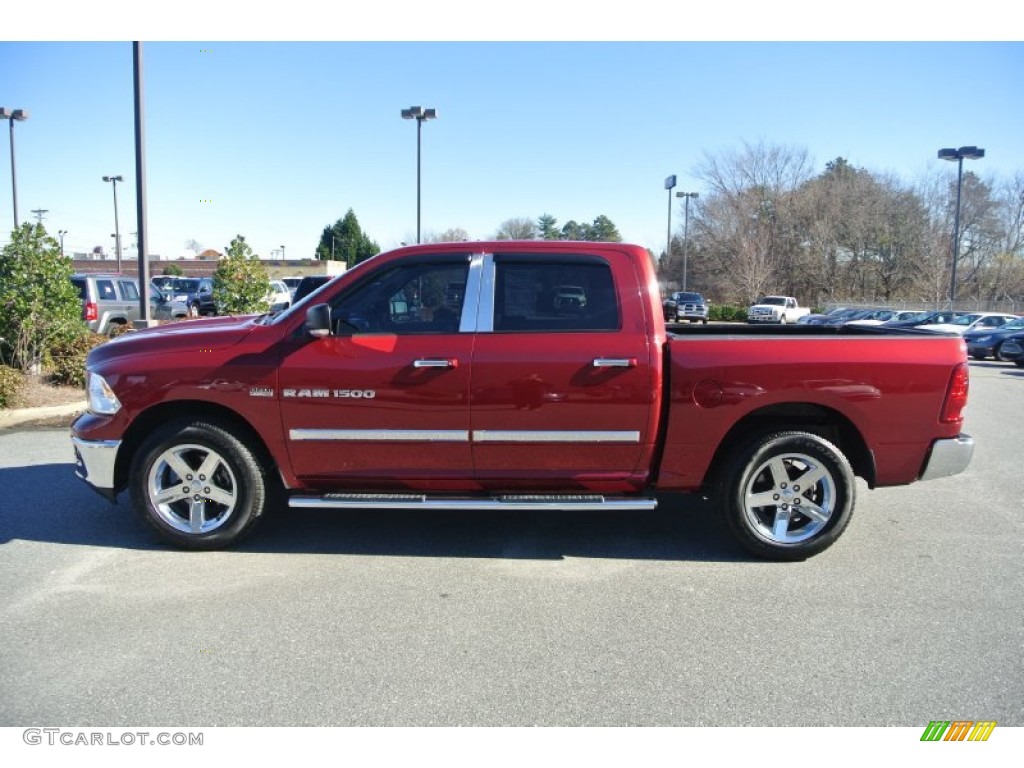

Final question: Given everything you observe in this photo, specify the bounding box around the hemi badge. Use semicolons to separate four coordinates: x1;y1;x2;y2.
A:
249;387;274;398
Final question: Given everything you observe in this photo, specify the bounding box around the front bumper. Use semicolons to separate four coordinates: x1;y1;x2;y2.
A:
919;434;974;481
72;436;121;501
966;342;995;357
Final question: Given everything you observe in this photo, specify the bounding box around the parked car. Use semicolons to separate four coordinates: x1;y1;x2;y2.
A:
291;275;333;304
266;280;292;311
880;310;965;329
554;284;587;312
919;312;1019;335
997;332;1024;366
279;276;304;299
150;275;177;292
964;317;1024;360
798;307;857;325
164;277;217;317
71;273;186;335
663;291;709;324
747;295;811;324
846;309;902;326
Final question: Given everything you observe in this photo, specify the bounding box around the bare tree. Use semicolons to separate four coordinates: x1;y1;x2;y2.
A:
427;227;471;243
694;141;813;303
494;217;537;240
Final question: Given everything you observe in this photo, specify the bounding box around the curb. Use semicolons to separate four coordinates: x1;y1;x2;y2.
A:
0;401;88;429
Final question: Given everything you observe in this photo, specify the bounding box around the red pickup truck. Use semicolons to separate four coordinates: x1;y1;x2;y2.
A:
71;241;973;560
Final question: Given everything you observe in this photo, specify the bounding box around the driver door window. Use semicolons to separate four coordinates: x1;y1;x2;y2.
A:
332;262;469;335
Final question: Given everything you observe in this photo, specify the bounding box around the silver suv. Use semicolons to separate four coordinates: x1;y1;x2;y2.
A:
71;274;187;335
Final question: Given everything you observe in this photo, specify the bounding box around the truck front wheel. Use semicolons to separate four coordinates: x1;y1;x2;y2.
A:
718;431;855;560
129;420;268;549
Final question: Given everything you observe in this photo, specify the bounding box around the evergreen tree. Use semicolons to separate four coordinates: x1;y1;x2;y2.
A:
316;209;380;267
537;214;560;240
588;215;622;242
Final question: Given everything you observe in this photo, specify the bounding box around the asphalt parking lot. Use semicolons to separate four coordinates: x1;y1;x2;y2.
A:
0;361;1021;727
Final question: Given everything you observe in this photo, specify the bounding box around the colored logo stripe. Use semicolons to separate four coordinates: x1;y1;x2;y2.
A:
920;720;996;742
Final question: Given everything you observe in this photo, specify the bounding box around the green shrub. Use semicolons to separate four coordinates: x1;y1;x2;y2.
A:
0;365;25;409
45;332;107;388
709;304;748;322
0;223;82;371
213;235;271;315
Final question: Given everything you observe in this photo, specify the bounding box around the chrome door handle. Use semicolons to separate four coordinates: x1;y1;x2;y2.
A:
593;358;637;368
414;358;458;369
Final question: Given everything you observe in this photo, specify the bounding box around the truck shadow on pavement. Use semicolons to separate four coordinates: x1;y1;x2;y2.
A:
0;463;751;562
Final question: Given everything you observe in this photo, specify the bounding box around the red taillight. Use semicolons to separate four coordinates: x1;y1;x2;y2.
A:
84;301;98;322
941;363;969;424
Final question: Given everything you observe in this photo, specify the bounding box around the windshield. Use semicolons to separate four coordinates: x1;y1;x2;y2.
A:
267;275;339;325
1000;318;1024;331
760;297;786;306
950;314;983;327
171;278;200;293
674;292;704;302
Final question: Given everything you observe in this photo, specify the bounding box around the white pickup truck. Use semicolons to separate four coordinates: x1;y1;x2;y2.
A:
747;295;811;324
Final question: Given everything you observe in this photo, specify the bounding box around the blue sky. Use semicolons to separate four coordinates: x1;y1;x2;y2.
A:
2;11;1022;262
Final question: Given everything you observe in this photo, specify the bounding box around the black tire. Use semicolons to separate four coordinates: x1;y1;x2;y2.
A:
1015;360;1024;368
970;352;987;361
717;431;855;561
129;419;268;549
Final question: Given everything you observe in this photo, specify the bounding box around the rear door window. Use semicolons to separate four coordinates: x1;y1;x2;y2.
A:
96;280;117;301
493;258;620;332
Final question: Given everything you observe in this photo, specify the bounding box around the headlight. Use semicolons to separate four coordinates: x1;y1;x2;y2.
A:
87;372;122;415
972;335;993;344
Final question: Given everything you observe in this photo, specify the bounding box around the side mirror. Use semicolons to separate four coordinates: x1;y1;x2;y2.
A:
305;303;331;338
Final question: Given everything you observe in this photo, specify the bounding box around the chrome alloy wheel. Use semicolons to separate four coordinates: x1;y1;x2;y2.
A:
742;452;836;545
147;443;238;534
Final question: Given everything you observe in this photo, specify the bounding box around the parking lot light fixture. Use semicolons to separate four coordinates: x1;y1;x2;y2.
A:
938;146;984;311
401;106;438;244
1;107;30;228
103;175;124;273
58;229;68;256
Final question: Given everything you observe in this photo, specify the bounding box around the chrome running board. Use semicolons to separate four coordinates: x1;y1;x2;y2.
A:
289;493;658;512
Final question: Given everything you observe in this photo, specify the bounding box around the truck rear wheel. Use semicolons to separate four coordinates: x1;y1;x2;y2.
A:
718;431;854;560
129;420;267;549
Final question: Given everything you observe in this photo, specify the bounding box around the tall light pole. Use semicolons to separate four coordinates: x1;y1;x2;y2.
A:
401;105;438;244
1;107;29;229
938;146;984;310
280;244;286;260
58;229;67;256
664;175;676;263
103;175;124;272
676;191;699;290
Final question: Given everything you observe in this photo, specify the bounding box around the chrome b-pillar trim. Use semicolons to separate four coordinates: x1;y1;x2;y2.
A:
458;252;488;333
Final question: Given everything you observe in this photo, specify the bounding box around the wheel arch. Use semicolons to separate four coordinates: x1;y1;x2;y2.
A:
704;402;876;490
114;400;279;494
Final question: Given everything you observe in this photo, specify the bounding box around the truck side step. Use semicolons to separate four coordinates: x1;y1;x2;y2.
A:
289;493;658;512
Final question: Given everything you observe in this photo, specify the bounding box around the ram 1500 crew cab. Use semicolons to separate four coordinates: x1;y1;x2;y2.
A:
71;241;973;560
